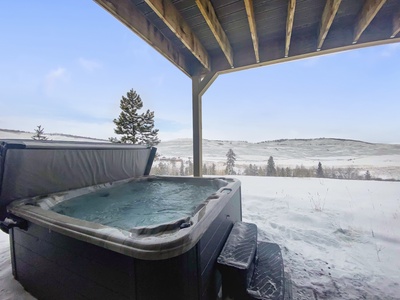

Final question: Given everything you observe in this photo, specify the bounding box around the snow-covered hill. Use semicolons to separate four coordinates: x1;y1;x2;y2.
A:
157;138;400;180
0;129;107;142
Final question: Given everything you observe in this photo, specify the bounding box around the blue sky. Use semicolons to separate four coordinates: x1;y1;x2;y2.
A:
1;1;399;143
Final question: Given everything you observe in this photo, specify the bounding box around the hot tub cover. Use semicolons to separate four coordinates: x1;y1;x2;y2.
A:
0;139;156;219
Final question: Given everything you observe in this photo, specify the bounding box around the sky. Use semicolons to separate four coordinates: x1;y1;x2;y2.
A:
0;1;399;144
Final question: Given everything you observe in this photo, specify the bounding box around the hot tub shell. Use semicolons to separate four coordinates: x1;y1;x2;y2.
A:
0;140;242;300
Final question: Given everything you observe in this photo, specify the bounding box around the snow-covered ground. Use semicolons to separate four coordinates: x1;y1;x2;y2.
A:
239;176;400;299
1;130;399;299
1;177;399;299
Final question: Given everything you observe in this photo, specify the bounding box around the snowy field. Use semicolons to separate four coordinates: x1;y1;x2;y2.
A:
1;176;399;299
239;176;400;300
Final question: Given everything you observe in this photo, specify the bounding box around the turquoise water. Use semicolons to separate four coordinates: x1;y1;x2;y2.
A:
50;179;220;230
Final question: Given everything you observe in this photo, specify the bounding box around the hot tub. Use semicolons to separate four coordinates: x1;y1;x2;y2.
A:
0;140;241;300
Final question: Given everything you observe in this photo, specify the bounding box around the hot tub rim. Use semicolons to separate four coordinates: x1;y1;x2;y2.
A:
7;176;241;260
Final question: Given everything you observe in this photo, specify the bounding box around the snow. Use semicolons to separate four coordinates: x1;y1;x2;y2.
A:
1;132;400;299
239;176;400;299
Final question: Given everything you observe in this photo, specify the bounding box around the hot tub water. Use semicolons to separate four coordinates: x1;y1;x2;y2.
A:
50;179;222;230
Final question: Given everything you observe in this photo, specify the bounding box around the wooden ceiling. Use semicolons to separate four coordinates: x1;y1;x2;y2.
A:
94;0;400;77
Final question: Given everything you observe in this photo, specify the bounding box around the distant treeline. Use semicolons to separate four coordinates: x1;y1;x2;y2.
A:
240;163;376;181
151;157;398;182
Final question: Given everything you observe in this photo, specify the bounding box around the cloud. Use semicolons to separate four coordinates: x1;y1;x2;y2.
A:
44;67;68;95
78;58;102;72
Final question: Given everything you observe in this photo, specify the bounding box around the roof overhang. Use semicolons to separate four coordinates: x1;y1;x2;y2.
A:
94;0;400;77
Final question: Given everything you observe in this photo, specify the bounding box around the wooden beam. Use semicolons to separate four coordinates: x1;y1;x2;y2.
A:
317;0;342;50
391;10;400;38
353;0;387;44
198;71;218;97
244;0;260;63
192;71;218;177
212;35;400;75
144;0;210;70
192;75;203;177
195;0;234;67
285;0;296;57
94;0;192;76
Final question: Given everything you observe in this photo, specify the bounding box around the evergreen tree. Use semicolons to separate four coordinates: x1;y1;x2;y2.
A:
186;158;193;175
365;170;371;180
140;109;160;146
210;163;216;175
225;149;236;175
179;161;185;176
258;166;263;176
202;163;208;175
276;167;283;177
157;162;168;175
32;125;48;141
266;156;276;176
316;162;324;178
171;160;177;175
244;164;251;176
245;164;259;176
112;89;160;146
108;137;121;143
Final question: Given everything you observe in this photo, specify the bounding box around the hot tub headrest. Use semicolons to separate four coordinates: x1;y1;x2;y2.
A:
0;140;157;220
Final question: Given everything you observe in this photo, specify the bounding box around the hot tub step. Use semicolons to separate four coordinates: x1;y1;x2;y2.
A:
217;221;258;299
246;242;285;300
217;222;289;300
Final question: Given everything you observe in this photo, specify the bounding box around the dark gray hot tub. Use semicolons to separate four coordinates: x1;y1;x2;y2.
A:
0;140;241;300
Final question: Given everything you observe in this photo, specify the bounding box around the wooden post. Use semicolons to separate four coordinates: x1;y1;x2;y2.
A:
192;72;218;177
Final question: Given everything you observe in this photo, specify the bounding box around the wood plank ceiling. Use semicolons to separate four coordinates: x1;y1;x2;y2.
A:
94;0;400;77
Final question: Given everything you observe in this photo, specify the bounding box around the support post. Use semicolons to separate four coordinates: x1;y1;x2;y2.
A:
192;72;218;177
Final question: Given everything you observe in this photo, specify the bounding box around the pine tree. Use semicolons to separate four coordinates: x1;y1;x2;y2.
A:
140;109;160;146
210;163;216;175
171;160;177;175
112;89;160;146
266;156;276;176
316;162;324;178
245;164;259;176
202;163;208;175
244;164;251;176
258;166;263;176
365;170;371;180
158;162;168;175
225;149;236;175
186;158;193;176
179;161;185;176
108;137;121;143
32;125;48;141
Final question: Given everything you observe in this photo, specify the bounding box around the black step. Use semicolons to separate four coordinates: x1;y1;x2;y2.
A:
247;242;285;300
217;222;258;299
